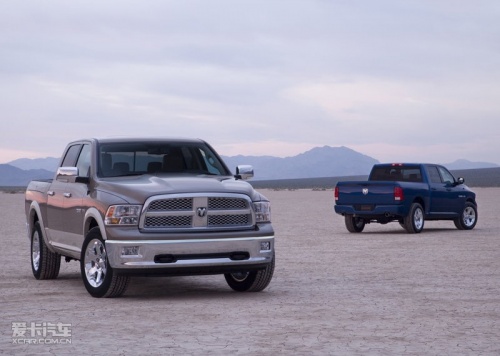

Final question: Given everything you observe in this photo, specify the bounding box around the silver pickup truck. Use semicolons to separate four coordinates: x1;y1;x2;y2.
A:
25;138;275;298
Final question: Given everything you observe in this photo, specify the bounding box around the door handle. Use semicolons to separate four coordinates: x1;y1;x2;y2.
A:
64;193;72;198
47;191;55;196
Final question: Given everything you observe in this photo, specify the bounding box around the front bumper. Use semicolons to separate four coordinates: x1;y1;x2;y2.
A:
105;235;274;273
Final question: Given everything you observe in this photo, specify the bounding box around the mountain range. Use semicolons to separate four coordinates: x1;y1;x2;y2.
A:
222;146;379;180
0;164;54;187
7;157;60;172
1;146;499;186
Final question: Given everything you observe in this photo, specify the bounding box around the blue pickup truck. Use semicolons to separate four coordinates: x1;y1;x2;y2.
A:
334;163;478;233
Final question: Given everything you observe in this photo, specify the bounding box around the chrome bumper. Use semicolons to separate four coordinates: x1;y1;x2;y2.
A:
105;235;274;270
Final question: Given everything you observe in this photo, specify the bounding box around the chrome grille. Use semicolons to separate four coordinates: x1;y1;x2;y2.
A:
208;214;251;226
145;216;192;228
141;194;254;231
208;197;248;210
148;198;193;211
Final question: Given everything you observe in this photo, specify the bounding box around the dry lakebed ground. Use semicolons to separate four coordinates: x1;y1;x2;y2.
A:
1;188;499;355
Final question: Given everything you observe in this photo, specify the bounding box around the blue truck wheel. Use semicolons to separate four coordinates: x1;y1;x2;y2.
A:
345;215;365;233
403;203;424;233
454;202;478;230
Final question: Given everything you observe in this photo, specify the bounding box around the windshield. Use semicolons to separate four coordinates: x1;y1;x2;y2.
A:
98;141;230;178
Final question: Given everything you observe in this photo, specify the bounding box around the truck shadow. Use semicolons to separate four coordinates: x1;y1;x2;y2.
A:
349;227;463;235
36;272;272;300
123;275;273;300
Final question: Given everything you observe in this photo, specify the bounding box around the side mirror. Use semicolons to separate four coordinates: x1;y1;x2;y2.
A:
235;165;254;180
56;167;90;184
456;177;465;185
56;167;78;182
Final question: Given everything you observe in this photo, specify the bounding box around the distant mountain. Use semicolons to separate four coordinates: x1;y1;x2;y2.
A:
0;164;53;186
1;146;499;186
222;146;379;180
8;157;60;171
443;159;499;170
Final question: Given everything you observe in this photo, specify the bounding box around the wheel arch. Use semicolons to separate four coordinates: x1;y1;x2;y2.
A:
466;197;477;205
27;201;56;252
27;201;42;236
84;207;108;240
412;196;426;213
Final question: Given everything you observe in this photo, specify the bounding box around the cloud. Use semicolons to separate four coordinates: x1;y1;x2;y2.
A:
1;1;499;164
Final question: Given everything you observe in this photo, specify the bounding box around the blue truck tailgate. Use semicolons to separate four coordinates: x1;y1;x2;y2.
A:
335;181;398;206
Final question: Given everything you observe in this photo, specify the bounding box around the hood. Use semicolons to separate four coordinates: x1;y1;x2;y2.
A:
94;174;265;204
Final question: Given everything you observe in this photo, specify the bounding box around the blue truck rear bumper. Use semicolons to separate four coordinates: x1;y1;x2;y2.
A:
335;204;409;218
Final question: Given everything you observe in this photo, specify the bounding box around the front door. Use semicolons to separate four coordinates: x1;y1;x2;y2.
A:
45;144;82;250
61;144;92;257
428;165;464;215
45;143;92;258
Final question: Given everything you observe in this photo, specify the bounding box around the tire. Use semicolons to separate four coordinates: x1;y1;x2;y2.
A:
454;202;478;230
31;221;61;280
345;215;365;233
403;202;424;234
80;227;130;298
225;253;275;292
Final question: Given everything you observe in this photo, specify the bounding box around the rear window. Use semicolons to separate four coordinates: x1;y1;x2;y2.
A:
370;166;423;182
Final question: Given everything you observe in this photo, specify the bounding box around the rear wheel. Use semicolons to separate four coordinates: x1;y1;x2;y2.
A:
345;215;365;233
225;253;275;292
403;203;424;233
80;228;130;298
454;202;478;230
31;221;61;280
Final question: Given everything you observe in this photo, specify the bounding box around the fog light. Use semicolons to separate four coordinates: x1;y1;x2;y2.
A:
121;246;140;256
260;241;271;251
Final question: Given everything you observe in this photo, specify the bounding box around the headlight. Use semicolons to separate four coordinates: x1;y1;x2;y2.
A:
253;201;271;223
105;205;142;226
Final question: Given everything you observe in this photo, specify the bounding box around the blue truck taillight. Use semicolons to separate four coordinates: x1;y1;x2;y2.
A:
394;186;404;201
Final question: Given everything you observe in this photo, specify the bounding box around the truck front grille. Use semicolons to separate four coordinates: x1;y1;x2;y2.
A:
141;194;254;232
148;198;193;211
208;197;247;210
208;214;250;227
145;216;192;228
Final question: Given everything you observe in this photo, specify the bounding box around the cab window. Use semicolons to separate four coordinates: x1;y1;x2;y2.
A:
61;144;82;167
427;166;442;183
438;166;455;185
76;144;91;177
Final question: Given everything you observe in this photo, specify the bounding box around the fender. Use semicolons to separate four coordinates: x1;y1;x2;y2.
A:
83;207;108;241
28;201;58;254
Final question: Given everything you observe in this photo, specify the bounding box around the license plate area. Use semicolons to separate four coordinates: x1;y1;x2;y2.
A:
355;204;374;211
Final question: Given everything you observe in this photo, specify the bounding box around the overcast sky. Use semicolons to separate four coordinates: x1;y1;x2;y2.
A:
1;1;499;165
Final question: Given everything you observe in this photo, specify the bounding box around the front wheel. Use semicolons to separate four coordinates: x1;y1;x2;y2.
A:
454;202;478;230
403;203;424;234
225;253;275;292
31;221;61;280
345;215;365;233
80;228;130;298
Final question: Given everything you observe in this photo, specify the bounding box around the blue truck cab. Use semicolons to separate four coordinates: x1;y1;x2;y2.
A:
334;163;478;233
